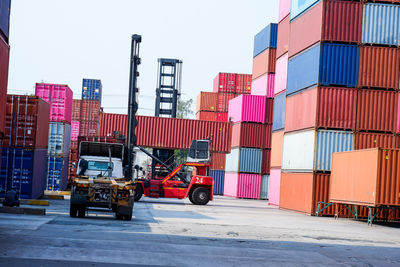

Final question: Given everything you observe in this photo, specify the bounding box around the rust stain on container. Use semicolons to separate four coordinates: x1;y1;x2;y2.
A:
271;130;284;168
354;132;396;150
356;89;398;133
252;48;276;80
196;92;218;112
359;46;400;89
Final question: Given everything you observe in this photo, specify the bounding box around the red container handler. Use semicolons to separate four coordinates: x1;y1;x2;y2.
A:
0;34;9;137
213;73;236;93
4;95;50;149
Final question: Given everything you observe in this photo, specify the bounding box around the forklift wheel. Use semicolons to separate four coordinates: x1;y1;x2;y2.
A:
70;204;78;217
191;187;210;205
78;206;86;218
134;186;143;202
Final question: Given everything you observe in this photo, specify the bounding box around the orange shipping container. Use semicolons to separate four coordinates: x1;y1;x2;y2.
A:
210;153;226;170
271;130;284;168
252;48;276;80
330;148;400;207
359;46;400;90
196;111;217;121
354;132;397;150
196;92;218;112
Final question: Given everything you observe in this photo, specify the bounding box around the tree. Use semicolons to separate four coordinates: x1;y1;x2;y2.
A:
177;98;194;119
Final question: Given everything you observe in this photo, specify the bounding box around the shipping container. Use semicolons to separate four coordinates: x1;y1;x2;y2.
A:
224;172;238;198
271;130;284;168
210;170;224;195
277;15;290;58
290;0;319;20
251;74;275;97
213;73;236;93
289;0;362;58
287;43;359;95
228;95;268;124
80;100;100;122
0;0;10;41
282;129;353;172
4;95;50;148
252;48;277;80
356;89;397;133
272;91;286;131
0;148;47;199
79;121;99;137
253;24;278;57
262;149;271;174
285;86;355;132
237;173;261;199
330;148;400;207
35;83;73;123
260;175;269;200
225;148;262;174
46;154;69;191
196;111;217;122
71;120;80;141
235;74;252;95
362;3;400;47
217;92;236;113
359;46;400;89
279;0;291;22
268;168;281;206
196;92;218;112
82;78;102;105
48;122;71;155
231;123;271;149
216;112;228;122
72;99;81;121
274;53;288;95
0;34;9;136
77;136;118;146
70;140;78;150
265;98;274;125
210;153;226;170
354;132;396;150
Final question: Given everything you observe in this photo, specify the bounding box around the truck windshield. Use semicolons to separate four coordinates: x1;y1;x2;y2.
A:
87;161;113;171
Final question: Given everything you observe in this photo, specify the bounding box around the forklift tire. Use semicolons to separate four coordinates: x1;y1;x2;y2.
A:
70;204;78;217
134;186;143;202
189;193;194;204
191;187;210;205
78;206;86;218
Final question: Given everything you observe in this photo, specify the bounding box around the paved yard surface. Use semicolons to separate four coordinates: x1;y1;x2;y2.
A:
0;196;399;266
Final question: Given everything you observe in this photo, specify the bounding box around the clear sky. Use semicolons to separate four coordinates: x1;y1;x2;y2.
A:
7;0;278;117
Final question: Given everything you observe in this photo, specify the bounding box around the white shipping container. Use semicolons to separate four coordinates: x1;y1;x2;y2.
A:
282;129;315;172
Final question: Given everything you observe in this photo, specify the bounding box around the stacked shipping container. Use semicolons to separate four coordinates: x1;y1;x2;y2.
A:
35;83;72;191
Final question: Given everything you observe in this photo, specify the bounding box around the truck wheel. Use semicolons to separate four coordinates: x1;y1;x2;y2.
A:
116;212;123;220
123;213;132;221
134;186;143;202
78;206;86;218
191;187;210;205
70;204;78;217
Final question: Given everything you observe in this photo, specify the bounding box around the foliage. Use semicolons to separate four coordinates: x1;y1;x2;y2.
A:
177;98;194;119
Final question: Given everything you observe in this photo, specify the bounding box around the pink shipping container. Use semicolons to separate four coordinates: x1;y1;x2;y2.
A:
213;73;236;93
35;83;73;123
274;53;288;95
251;74;275;97
268;168;281;206
71;120;80;141
223;172;261;199
279;0;291;22
228;95;267;124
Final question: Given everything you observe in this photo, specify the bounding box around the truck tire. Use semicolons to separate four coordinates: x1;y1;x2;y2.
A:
134;186;143;202
189;193;195;204
78;206;86;218
70;204;78;217
191;187;210;205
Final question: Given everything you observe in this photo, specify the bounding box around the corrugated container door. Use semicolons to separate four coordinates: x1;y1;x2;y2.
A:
238;148;262;174
223;172;238;198
237;174;261;199
269;169;281;206
354;132;396;150
225;148;240;173
282;130;315;172
210;170;225;195
260;175;269;200
280;172;314;214
46;155;68;191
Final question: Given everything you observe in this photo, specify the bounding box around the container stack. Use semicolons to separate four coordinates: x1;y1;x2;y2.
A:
277;0;400;216
35;83;73;191
0;95;50;199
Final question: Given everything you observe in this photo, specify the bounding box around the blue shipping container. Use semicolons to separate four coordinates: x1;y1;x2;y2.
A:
82;78;102;104
0;148;47;199
253;23;278;58
0;0;10;40
272;92;286;131
291;0;320;21
210;170;224;195
362;3;400;47
315;130;353;171
46;154;69;191
225;148;262;174
260;175;269;200
48;122;71;155
287;43;359;95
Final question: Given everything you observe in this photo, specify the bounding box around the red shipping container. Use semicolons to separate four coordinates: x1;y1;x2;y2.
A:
79;121;99;137
70;140;78;150
276;15;290;59
0;34;10;136
252;48;276;80
261;149;271;175
265;98;274;124
217;92;236;113
231;123;271;149
210;153;226;170
213;73;236;93
196;111;217;121
196;92;218;112
354;132;397;150
77;136;119;150
80;100;100;122
289;0;362;58
235;74;252;95
356;89;397;133
216;112;228;122
4;95;50;148
72;99;81;121
359;46;400;90
99;113;232;153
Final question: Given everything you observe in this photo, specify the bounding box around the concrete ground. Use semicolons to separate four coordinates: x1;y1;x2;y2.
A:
0;196;400;266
